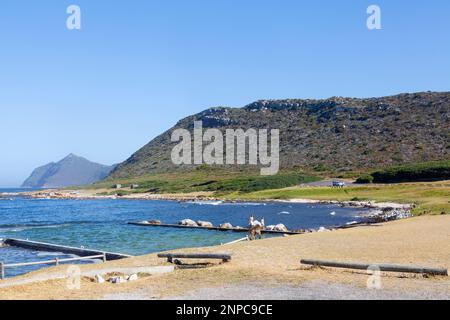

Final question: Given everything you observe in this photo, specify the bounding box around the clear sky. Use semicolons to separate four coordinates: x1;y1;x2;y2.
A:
0;0;449;187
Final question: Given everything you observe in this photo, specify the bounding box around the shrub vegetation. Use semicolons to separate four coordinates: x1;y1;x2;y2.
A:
371;160;450;183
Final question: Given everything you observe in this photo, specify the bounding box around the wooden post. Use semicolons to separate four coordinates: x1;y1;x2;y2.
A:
0;262;4;280
158;253;232;262
300;259;448;276
102;252;107;262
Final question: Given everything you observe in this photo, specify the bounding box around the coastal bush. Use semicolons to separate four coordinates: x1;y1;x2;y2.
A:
371;160;450;183
313;164;330;172
205;174;319;193
350;197;367;201
355;174;374;184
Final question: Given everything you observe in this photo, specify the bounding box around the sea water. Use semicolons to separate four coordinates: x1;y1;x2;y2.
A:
0;189;368;278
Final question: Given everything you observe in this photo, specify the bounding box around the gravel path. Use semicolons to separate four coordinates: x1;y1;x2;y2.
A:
166;280;449;300
101;280;450;300
299;180;356;187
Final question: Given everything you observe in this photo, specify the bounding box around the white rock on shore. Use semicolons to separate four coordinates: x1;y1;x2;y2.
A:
197;221;213;227
126;274;138;282
179;219;198;226
95;274;105;284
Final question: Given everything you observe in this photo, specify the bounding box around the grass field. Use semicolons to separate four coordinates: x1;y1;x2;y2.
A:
225;181;450;216
88;168;320;195
81;165;450;216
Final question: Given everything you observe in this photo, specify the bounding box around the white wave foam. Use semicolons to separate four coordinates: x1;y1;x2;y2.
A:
187;201;223;206
187;201;266;206
36;251;65;257
220;202;266;206
0;224;70;233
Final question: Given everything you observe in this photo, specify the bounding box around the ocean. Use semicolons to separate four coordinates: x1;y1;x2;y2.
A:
0;188;368;278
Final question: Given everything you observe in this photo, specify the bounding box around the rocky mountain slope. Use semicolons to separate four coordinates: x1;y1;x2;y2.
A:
108;92;450;179
22;154;115;188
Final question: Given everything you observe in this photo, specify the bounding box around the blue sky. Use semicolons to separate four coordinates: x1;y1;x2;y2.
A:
0;1;449;186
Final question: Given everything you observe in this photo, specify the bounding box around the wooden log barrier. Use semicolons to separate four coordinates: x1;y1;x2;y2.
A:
158;253;232;263
300;259;448;276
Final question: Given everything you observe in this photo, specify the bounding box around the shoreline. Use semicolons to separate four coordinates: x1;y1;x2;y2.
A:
0;214;448;299
0;188;445;300
3;189;414;233
15;188;413;223
15;188;413;209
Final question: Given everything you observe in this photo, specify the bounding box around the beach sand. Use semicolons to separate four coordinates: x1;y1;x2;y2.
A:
0;214;449;300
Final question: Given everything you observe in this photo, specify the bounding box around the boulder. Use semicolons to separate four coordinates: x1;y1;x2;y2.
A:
219;223;233;229
265;225;276;231
197;221;213;227
109;276;125;284
126;274;138;281
94;274;105;284
179;219;198;226
274;224;288;232
318;226;330;232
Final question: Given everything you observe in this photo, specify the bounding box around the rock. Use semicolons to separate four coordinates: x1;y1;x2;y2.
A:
179;219;198;226
147;220;161;225
173;259;183;265
95;274;105;284
126;274;138;281
265;225;276;231
366;208;412;223
109;276;126;284
274;224;288;232
197;221;213;227
219;223;233;229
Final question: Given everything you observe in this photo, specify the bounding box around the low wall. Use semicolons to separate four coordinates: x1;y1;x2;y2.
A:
3;238;131;261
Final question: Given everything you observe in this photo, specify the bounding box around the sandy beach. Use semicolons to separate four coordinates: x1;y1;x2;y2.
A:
0;214;448;300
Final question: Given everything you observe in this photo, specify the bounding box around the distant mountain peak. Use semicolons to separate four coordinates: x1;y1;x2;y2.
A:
62;153;81;160
22;155;114;188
